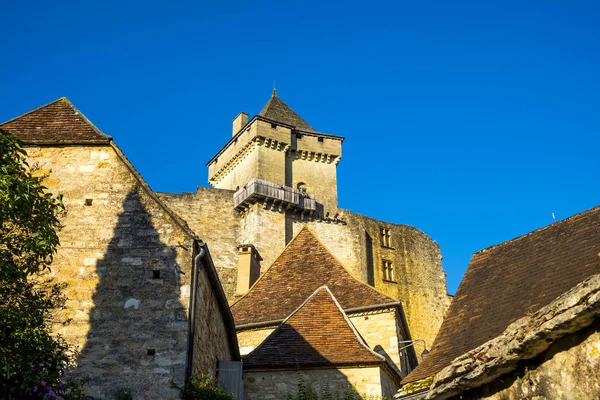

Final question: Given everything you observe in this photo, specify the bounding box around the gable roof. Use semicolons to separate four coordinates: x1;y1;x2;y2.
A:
402;204;600;384
231;227;396;326
243;286;385;369
258;89;317;133
0;97;111;145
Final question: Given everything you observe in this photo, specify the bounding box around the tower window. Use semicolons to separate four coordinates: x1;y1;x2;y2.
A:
318;137;324;142
152;270;161;279
382;260;395;282
380;227;392;247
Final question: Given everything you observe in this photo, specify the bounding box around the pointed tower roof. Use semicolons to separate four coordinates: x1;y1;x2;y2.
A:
231;227;396;326
258;90;317;133
243;286;385;369
0;97;111;145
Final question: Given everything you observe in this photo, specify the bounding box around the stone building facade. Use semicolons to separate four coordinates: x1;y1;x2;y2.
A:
160;89;451;351
242;286;403;399
0;99;240;399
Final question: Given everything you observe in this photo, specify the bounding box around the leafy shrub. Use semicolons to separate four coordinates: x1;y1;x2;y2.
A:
180;375;234;400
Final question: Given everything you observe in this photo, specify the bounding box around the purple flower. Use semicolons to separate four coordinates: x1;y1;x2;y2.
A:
33;386;38;393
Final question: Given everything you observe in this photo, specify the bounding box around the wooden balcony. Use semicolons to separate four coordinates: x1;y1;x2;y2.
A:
234;179;317;212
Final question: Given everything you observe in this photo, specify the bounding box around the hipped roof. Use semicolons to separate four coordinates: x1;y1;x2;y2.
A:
0;97;111;145
231;227;396;326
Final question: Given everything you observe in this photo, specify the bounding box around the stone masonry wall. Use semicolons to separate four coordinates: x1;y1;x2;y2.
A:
26;145;232;399
158;188;240;298
163;185;449;354
190;256;233;377
464;321;600;400
236;327;275;356
349;309;411;378
243;366;399;400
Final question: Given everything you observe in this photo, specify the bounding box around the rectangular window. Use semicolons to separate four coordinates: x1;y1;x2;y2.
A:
380;227;391;247
382;260;395;282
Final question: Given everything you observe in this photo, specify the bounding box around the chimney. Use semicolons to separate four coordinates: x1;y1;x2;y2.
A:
236;244;262;295
232;112;249;137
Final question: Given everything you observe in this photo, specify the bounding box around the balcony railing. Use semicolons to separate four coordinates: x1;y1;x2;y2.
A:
234;178;316;211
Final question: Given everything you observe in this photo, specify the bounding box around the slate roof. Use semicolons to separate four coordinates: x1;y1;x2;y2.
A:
231;227;396;326
243;286;385;369
0;97;111;145
258;89;317;133
402;204;600;384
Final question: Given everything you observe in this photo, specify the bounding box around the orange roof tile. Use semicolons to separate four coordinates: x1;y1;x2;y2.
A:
243;286;385;368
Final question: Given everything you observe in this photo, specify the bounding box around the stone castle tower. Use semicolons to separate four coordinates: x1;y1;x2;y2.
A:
159;91;451;350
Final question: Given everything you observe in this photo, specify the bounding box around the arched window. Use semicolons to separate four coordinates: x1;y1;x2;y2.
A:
296;182;308;194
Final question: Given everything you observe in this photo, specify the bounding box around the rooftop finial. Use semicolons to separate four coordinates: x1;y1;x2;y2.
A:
272;80;277;97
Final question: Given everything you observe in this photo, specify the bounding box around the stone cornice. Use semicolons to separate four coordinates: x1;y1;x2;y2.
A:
209;136;291;185
291;149;341;165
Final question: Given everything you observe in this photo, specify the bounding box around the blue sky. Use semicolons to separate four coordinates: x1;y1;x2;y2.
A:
1;1;598;294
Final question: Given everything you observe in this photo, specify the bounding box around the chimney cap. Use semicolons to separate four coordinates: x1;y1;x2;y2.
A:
237;244;263;261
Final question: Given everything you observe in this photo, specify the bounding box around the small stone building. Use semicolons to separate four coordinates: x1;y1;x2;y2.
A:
231;227;419;398
0;99;240;399
397;204;600;399
243;286;401;399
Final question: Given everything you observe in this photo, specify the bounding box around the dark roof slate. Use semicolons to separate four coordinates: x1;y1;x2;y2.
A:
402;204;600;384
231;227;395;326
0;97;111;145
243;286;384;369
259;89;317;132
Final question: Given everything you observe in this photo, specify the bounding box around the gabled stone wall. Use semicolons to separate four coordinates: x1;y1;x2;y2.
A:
26;145;234;399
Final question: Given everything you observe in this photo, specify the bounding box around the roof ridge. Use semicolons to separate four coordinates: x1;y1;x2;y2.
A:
473;204;600;256
62;97;111;140
230;225;396;309
245;285;384;365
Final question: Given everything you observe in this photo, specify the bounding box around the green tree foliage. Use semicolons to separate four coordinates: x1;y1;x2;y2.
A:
179;375;235;400
0;128;82;399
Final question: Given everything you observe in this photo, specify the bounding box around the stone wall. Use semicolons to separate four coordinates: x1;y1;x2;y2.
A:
465;322;600;399
158;187;240;298
243;366;399;400
236;327;275;356
26;145;234;399
163;184;449;353
349;308;412;378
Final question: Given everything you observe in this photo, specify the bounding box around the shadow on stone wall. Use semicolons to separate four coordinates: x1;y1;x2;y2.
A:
75;191;187;399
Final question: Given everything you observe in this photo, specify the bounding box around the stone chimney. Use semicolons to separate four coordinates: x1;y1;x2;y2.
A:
232;112;248;137
236;244;262;295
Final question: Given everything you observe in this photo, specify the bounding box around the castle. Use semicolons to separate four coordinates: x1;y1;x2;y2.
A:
160;89;451;349
1;92;451;399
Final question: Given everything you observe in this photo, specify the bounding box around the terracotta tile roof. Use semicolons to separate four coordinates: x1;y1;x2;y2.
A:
402;204;600;384
231;227;396;326
0;97;111;145
243;286;385;369
259;89;317;133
